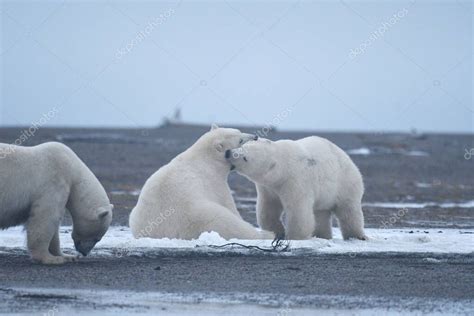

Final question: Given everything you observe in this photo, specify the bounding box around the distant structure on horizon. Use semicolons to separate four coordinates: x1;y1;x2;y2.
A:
159;107;277;136
160;107;183;127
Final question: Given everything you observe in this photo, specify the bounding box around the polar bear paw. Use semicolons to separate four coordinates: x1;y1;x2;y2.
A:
62;254;80;262
33;254;79;265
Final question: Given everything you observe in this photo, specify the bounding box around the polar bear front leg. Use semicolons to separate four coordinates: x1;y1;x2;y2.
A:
282;198;315;240
27;197;70;265
49;229;79;262
256;185;285;237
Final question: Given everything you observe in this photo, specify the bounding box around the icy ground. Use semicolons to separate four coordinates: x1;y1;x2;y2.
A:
1;226;473;256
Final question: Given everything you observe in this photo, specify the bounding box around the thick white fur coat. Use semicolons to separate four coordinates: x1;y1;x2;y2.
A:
129;127;273;240
0;142;113;264
229;136;367;240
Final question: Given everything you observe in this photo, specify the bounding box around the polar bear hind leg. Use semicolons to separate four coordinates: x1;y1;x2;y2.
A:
313;208;333;239
192;202;274;240
334;200;367;240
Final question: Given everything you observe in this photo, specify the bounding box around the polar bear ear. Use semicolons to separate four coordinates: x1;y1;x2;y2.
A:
211;123;219;131
109;204;114;211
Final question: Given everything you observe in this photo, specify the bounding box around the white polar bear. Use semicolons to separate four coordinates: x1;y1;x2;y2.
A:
0;142;113;264
227;137;367;240
129;125;274;240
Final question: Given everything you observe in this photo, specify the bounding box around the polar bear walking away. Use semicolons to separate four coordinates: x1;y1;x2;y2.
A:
129;125;274;240
0;142;113;264
227;137;367;240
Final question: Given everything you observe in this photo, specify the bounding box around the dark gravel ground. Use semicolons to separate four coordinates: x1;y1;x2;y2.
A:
0;126;473;314
0;251;473;314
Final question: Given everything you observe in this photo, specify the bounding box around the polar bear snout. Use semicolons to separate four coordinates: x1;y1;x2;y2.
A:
74;239;98;256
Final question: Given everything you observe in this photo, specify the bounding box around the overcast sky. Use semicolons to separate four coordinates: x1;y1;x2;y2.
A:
0;0;472;133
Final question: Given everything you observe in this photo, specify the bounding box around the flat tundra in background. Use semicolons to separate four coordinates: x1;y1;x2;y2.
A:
228;136;367;240
0;142;113;264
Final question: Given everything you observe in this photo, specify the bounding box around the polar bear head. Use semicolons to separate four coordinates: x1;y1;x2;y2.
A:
201;124;258;165
71;203;113;256
226;138;280;184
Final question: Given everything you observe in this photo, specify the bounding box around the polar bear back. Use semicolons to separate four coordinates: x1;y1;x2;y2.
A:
285;136;363;205
0;142;90;229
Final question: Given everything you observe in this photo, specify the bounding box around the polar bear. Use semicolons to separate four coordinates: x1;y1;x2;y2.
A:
227;137;367;240
0;142;113;264
129;125;274;240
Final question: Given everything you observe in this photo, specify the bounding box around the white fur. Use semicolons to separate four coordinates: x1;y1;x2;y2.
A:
0;142;113;264
228;137;367;240
129;126;273;240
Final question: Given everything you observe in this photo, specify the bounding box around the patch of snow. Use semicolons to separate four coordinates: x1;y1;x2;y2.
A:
347;148;371;155
406;150;429;157
364;201;474;209
1;227;473;255
233;196;474;210
110;189;141;197
422;258;446;263
346;147;429;157
415;182;432;188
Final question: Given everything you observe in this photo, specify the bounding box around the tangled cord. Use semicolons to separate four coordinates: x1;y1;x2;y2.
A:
206;238;291;253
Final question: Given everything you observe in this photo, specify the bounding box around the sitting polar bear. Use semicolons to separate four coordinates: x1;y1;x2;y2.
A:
129;125;274;240
0;142;113;264
227;136;367;240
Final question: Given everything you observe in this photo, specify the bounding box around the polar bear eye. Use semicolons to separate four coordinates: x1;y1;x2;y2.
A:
239;139;243;144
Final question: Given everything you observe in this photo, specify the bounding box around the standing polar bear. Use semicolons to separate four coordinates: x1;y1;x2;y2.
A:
129;125;274;240
227;136;367;240
0;142;113;264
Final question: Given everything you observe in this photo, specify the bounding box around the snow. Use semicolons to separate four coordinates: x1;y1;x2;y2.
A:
347;147;371;155
415;182;432;188
364;201;474;209
234;196;474;210
346;147;429;157
1;226;473;255
110;189;141;196
406;150;429;157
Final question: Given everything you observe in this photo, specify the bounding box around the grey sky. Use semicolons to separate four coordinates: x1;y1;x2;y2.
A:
0;0;472;133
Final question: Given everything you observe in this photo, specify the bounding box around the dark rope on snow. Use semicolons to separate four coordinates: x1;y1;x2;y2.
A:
206;238;290;253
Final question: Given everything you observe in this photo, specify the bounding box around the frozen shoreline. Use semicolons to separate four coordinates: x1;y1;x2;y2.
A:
1;226;473;256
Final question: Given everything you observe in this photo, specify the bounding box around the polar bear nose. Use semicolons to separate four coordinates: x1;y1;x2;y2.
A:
225;149;231;159
253;135;258;141
74;240;96;256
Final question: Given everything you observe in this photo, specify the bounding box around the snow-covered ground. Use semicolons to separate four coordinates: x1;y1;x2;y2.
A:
1;226;473;256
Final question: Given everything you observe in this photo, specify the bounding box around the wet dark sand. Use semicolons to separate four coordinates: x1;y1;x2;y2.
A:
0;126;473;313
